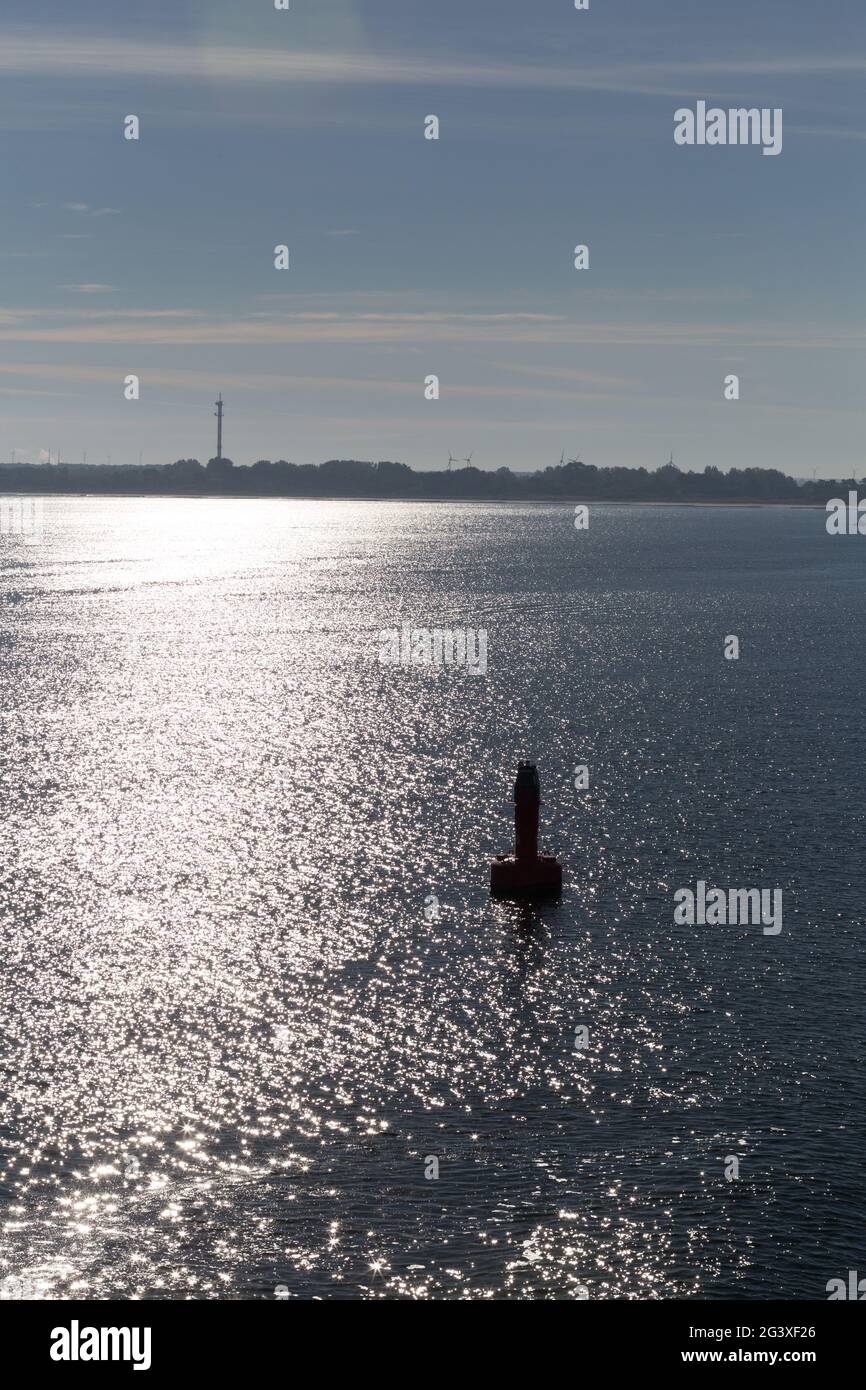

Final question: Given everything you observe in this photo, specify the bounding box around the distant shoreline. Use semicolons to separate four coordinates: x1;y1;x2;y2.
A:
0;489;828;508
0;456;847;507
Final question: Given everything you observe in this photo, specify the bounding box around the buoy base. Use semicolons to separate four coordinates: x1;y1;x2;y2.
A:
490;853;562;898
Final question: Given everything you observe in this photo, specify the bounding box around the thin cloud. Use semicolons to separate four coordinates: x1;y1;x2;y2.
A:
0;386;74;397
0;30;864;96
0;313;861;350
472;359;641;389
62;283;115;294
0;306;203;321
61;201;120;217
0;359;623;405
789;124;866;141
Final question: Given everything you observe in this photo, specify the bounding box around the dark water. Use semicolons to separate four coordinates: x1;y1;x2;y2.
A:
0;498;863;1300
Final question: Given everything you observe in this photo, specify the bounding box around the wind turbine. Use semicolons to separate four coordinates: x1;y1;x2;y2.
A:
447;452;458;471
463;452;473;466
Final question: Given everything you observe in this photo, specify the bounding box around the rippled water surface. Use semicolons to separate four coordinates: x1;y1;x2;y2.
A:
0;498;863;1300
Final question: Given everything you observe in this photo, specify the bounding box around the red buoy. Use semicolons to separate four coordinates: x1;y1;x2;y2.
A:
490;762;563;897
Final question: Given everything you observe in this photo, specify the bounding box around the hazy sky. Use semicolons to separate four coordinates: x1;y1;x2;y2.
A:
1;0;864;474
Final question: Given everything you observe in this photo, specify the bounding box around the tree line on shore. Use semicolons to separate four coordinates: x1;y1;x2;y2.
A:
0;455;856;503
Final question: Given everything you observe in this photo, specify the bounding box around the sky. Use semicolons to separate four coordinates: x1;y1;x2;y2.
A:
0;0;864;475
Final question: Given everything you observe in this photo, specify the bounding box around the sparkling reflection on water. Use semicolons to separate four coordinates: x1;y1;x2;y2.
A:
0;498;863;1300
